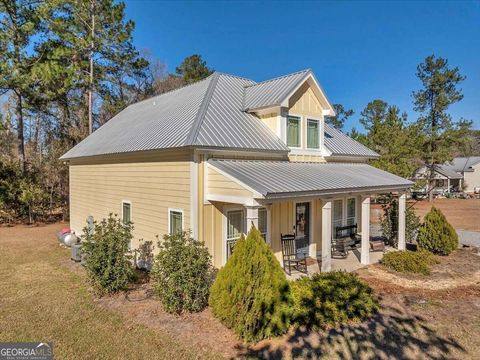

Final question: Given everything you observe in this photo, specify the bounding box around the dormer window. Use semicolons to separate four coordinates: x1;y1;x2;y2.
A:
307;118;320;149
287;115;301;148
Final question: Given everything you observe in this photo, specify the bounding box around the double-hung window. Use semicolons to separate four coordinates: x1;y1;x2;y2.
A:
287;116;301;148
307;119;320;149
169;209;183;235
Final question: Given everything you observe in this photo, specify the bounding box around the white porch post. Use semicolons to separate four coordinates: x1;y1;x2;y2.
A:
361;196;370;265
398;193;406;250
447;178;451;193
321;200;332;272
245;206;259;232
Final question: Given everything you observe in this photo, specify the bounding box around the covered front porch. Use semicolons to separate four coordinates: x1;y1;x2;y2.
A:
204;159;413;273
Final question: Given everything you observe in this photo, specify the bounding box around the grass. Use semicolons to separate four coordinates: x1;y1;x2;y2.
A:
0;224;221;360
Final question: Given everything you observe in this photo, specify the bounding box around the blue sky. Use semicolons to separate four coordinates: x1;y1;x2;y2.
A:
125;0;480;132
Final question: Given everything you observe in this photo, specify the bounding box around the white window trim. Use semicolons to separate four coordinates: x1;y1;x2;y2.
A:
286;114;303;149
306;117;321;150
223;206;246;265
121;200;132;225
168;208;184;234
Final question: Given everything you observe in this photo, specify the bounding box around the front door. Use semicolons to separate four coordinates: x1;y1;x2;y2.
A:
295;202;310;258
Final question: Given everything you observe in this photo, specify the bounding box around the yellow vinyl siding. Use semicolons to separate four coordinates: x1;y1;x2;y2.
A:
69;151;191;250
207;166;254;198
259;112;278;135
464;164;480;192
203;202;225;268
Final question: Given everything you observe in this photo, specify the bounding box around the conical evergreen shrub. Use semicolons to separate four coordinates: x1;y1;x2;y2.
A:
209;226;291;342
417;207;458;255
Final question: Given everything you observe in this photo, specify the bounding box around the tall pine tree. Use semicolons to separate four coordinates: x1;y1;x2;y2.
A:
413;55;467;200
0;0;43;172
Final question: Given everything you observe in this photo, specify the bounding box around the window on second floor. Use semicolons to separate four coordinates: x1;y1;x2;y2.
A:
287;116;301;148
307;119;319;149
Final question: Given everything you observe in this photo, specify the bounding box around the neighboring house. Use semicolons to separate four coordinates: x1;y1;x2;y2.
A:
61;69;412;272
413;157;480;194
448;157;480;193
413;165;463;194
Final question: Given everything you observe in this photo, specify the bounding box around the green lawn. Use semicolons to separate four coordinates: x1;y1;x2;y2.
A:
0;224;221;360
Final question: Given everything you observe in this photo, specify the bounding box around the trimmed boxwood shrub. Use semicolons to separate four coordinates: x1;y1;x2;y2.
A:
81;214;135;294
290;272;378;329
381;250;439;275
152;231;214;314
417;207;458;255
209;226;291;342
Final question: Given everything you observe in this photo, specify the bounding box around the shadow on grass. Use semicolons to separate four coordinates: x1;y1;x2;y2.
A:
237;304;465;359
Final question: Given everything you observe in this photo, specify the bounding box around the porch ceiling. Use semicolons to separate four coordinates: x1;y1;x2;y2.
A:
208;159;413;200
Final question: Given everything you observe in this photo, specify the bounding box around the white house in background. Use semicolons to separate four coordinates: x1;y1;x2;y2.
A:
450;157;480;193
414;157;480;194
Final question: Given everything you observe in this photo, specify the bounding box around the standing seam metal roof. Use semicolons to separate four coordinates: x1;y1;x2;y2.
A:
209;159;413;198
324;125;379;158
243;69;311;111
60;70;377;160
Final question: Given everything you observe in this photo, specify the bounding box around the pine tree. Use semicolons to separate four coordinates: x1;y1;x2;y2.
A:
413;55;467;201
325;104;354;130
176;54;213;83
0;0;43;172
358;100;423;178
39;0;149;136
209;226;291;342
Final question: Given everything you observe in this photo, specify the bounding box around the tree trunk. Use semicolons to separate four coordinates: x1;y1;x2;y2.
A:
15;92;26;173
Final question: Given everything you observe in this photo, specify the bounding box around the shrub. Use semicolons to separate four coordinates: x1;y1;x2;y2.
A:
380;194;420;246
81;214;135;294
152;231;214;314
290;272;378;329
381;250;439;275
209;226;291;342
417;207;458;255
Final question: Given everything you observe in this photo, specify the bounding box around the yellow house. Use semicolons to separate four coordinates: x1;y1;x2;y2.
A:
61;69;412;271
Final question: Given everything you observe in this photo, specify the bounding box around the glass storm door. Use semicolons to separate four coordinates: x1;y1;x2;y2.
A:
295;202;310;258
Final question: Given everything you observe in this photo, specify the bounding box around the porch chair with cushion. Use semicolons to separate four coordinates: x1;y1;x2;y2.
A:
281;234;307;275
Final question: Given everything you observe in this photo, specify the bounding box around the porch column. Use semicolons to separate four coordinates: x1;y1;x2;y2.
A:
447;178;451;193
321;200;332;272
398;193;406;250
361;196;370;265
245;206;259;232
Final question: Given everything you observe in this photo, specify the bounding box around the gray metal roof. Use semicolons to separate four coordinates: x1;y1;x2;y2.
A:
60;69;376;160
209;159;413;199
243;69;311;111
446;157;480;172
192;73;289;151
434;165;463;179
324;125;379;158
61;72;289;160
